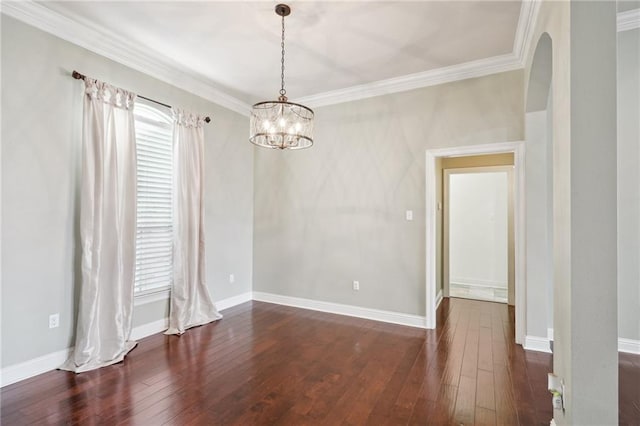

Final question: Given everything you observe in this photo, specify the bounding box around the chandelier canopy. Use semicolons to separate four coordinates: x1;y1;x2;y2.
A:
249;4;314;150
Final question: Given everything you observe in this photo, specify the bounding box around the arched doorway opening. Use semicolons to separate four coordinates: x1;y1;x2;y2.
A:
524;33;554;352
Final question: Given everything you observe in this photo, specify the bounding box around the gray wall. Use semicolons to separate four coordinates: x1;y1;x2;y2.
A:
1;16;254;368
617;27;640;342
567;2;618;422
619;1;640;12
253;70;524;316
525;107;553;339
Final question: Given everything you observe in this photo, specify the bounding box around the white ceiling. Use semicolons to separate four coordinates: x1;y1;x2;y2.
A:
40;1;522;105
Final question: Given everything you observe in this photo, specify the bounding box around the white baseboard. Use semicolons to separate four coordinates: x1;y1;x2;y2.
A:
252;291;427;329
436;289;443;309
130;291;251;341
0;291;252;388
619;338;640;354
0;347;72;388
449;277;507;289
7;291;636;388
524;335;553;353
546;328;640;355
130;318;168;341
0;317;167;388
216;291;252;311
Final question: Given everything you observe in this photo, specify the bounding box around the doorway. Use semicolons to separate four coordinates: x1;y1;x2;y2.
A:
443;166;514;304
425;142;525;344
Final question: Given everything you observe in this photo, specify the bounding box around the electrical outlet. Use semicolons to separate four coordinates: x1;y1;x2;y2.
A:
229;274;235;283
49;313;60;329
353;281;360;291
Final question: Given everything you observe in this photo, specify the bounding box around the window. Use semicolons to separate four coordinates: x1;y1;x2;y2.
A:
133;102;173;295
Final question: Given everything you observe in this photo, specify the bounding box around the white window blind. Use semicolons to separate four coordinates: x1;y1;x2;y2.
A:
133;102;174;294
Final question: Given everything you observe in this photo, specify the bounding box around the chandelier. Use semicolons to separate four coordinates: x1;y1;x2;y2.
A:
250;4;314;150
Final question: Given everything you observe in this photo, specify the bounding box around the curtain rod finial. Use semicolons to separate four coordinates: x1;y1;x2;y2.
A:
72;70;85;80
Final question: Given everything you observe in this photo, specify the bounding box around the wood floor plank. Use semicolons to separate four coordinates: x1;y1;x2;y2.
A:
476;368;496;410
475;406;498;426
363;339;423;423
388;344;438;424
478;325;494;372
406;398;437;426
427;383;459;424
461;327;480;379
453;374;477;425
2;298;638;425
494;366;519;426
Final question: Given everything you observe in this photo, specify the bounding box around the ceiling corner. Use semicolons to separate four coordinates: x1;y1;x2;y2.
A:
1;0;251;116
297;53;522;109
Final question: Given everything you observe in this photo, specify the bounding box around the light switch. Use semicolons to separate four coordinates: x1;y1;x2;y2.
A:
406;210;413;221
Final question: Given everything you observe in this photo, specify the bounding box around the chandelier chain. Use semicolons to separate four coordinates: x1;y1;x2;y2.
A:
280;13;286;98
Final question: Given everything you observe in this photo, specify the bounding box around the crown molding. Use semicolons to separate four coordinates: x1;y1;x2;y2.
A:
297;1;542;108
618;8;640;32
3;1;631;111
296;53;522;108
0;0;535;111
513;0;541;66
1;1;251;116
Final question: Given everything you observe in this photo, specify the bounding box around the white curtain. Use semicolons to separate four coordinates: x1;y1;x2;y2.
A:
165;109;222;335
61;78;138;373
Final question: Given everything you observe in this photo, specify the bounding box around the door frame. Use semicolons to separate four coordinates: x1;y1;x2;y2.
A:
425;141;525;345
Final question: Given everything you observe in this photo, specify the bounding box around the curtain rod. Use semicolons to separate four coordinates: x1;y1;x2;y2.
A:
71;70;211;123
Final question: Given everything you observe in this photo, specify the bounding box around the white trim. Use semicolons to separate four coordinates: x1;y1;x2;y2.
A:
426;142;526;343
297;0;542;107
130;318;169;341
449;277;508;290
216;291;252;311
546;329;639;355
513;144;526;344
0;317;167;388
0;291;251;388
252;292;427;329
0;1;250;116
297;54;521;108
2;1;634;111
618;8;640;32
513;0;541;66
133;290;252;310
618;338;640;355
436;289;443;309
450;279;508;290
0;347;72;388
524;335;552;353
425;150;439;329
0;0;534;110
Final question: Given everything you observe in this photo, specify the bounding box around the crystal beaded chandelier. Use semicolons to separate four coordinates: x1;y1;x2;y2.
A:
249;4;314;150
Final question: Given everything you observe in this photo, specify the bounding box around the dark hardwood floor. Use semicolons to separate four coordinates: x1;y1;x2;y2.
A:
2;298;639;425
